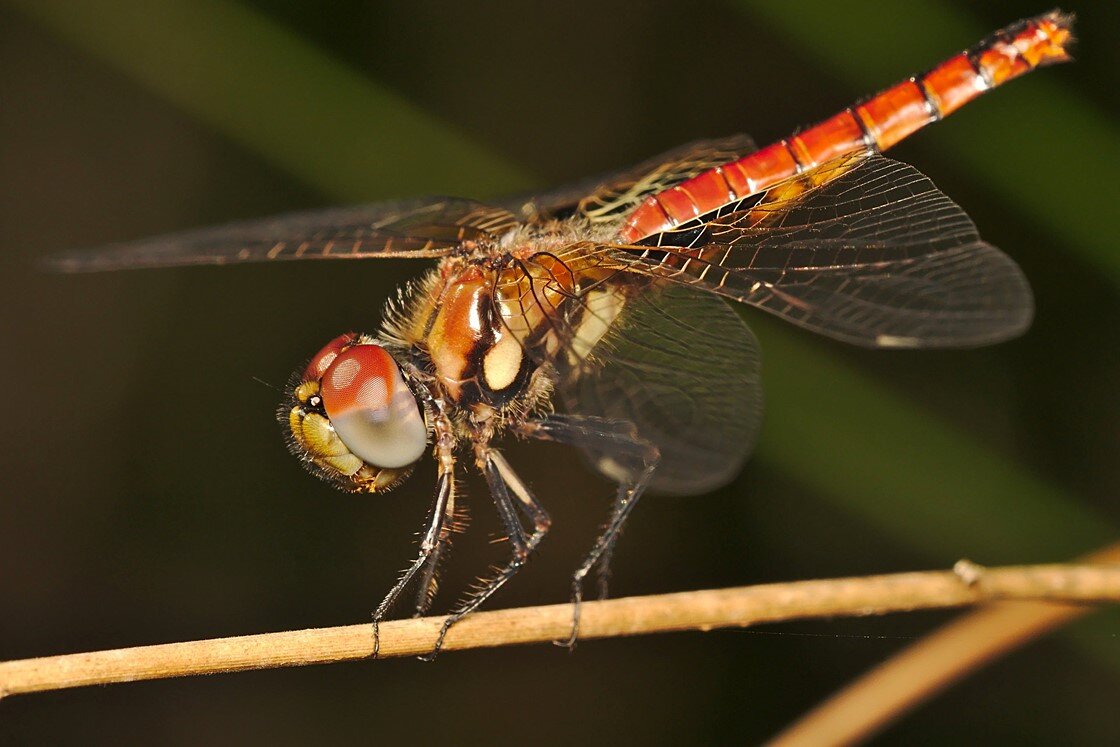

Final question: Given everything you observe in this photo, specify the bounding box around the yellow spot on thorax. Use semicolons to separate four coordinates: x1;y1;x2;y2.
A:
483;331;523;391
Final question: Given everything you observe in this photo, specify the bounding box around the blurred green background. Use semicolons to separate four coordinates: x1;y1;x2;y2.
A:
1;1;1116;743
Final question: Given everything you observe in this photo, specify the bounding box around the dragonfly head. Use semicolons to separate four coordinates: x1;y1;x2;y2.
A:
282;333;429;493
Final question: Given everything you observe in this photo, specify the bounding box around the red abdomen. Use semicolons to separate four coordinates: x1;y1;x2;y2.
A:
619;11;1073;243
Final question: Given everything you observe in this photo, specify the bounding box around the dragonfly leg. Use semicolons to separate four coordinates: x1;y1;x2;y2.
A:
411;475;466;618
424;446;551;660
411;536;444;619
372;416;457;657
520;414;659;648
371;469;453;656
489;449;553;541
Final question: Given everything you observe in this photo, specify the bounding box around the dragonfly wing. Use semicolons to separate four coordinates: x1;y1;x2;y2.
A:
623;153;1033;348
47;198;521;272
552;281;763;496
504;134;756;225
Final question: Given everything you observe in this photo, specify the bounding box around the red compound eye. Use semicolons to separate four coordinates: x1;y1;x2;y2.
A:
304;332;358;381
318;344;427;469
320;344;396;418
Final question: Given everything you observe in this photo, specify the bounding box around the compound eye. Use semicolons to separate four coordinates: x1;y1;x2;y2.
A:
304;332;358;381
319;344;427;469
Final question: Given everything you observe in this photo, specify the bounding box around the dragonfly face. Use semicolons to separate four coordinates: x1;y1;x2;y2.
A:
284;333;429;493
47;12;1071;657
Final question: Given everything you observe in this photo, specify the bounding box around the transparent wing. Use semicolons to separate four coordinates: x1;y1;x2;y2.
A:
51;135;758;272
503;134;756;225
616;152;1033;348
491;249;762;495
47;198;521;272
557;283;763;495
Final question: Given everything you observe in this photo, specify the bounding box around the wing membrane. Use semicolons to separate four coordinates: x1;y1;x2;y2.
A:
50;135;759;273
621;153;1033;348
47;198;520;272
491;251;761;495
558;283;762;495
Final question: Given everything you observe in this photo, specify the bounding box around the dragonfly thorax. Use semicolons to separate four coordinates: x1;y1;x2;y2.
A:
423;264;536;407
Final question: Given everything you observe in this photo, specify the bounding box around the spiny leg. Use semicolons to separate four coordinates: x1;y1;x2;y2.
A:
409;374;466;621
411;481;465;618
424;446;551;659
372;469;453;656
595;538;617;601
374;396;456;654
520;413;658;647
412;542;443;617
490;449;552;530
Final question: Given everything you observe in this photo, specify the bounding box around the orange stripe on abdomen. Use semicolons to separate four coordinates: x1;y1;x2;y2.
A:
619;11;1073;243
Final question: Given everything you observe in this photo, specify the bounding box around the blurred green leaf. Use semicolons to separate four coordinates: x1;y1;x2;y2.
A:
4;0;532;201
740;0;1120;284
752;316;1112;560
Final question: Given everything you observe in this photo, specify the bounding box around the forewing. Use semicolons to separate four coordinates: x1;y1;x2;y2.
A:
623;153;1034;348
47;198;521;272
556;282;763;496
504;134;756;225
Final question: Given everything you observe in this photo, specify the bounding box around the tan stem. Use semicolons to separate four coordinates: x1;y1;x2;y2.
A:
767;544;1120;747
3;561;1120;699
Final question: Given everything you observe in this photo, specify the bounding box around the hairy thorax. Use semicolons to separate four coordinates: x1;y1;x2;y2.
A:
381;222;631;431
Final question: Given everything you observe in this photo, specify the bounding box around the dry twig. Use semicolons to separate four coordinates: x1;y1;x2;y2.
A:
3;561;1120;699
767;543;1120;747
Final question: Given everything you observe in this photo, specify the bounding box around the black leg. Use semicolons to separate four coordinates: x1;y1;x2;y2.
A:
372;394;461;655
372;469;453;657
423;446;551;659
489;450;552;529
486;451;531;559
595;539;617;601
520;413;659;647
411;480;463;618
412;543;443;618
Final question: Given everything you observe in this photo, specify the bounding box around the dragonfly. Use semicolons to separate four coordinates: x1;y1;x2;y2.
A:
51;12;1072;655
